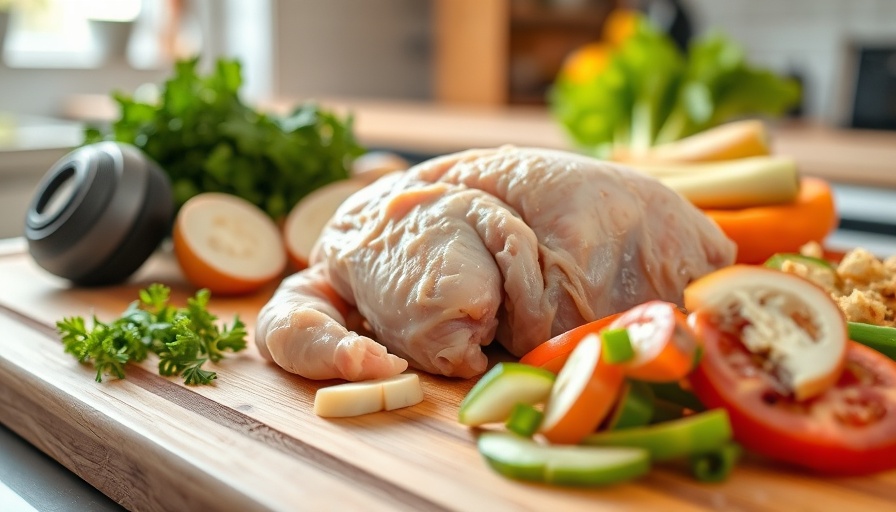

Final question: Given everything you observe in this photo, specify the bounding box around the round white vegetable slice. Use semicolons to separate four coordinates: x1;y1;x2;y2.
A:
684;265;848;401
283;179;367;270
173;192;286;295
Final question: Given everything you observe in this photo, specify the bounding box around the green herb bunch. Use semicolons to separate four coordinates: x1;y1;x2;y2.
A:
550;15;801;158
85;57;365;219
58;284;247;385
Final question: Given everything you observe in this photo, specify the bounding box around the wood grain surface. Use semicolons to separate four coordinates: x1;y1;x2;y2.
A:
1;239;894;511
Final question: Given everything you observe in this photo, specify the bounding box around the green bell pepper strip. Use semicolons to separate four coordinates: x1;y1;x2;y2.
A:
581;409;732;462
604;380;655;430
648;381;706;412
689;442;742;483
601;328;636;364
458;362;556;427
504;403;543;438
848;322;896;361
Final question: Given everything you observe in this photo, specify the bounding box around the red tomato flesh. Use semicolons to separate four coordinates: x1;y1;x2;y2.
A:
690;313;896;476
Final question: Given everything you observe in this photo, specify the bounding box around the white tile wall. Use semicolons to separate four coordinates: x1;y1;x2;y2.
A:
683;0;896;123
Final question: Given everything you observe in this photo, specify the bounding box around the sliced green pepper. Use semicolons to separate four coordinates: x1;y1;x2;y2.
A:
848;322;896;361
601;328;635;364
689;442;741;483
505;403;543;437
648;381;706;412
581;409;732;462
603;380;654;430
477;432;650;487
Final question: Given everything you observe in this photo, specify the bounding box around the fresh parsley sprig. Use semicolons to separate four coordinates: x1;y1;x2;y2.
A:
84;57;365;219
58;284;247;385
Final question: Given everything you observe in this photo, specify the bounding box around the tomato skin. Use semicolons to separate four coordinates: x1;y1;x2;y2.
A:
520;313;623;373
690;313;896;476
609;301;699;382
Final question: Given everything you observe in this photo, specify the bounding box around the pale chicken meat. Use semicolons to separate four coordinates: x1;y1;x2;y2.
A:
407;147;737;347
256;147;736;381
254;264;409;380
258;173;545;378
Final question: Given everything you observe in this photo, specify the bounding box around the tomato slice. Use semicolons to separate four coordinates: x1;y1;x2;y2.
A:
610;301;700;382
690;312;896;476
519;313;623;373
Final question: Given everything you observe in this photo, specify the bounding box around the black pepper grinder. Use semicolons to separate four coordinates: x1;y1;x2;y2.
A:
24;142;174;286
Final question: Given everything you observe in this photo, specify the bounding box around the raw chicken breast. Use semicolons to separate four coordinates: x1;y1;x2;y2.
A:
258;173;547;378
406;146;737;346
255;147;736;380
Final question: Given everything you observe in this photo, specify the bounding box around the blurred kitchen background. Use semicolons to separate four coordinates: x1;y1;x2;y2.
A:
1;0;895;250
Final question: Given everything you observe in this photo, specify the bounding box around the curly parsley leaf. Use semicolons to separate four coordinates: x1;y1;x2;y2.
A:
182;361;217;386
57;284;247;385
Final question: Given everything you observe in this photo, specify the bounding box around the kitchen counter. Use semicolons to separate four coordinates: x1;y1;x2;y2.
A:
4;101;896;252
65;93;896;249
0;422;123;512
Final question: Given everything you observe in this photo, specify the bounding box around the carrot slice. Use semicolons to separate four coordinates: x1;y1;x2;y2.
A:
540;334;625;445
702;177;837;264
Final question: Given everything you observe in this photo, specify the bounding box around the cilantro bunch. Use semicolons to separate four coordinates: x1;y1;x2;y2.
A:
58;284;247;385
85;57;365;219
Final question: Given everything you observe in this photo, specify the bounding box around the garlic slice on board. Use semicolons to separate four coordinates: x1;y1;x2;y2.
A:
314;373;424;418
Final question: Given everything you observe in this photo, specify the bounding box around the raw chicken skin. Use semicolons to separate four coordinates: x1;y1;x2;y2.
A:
255;147;736;380
407;147;736;344
258;173;547;378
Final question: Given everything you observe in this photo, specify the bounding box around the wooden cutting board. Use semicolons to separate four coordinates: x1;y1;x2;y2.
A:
1;238;894;512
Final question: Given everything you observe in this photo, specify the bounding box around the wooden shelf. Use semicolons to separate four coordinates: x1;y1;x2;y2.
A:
434;0;616;106
511;5;608;30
